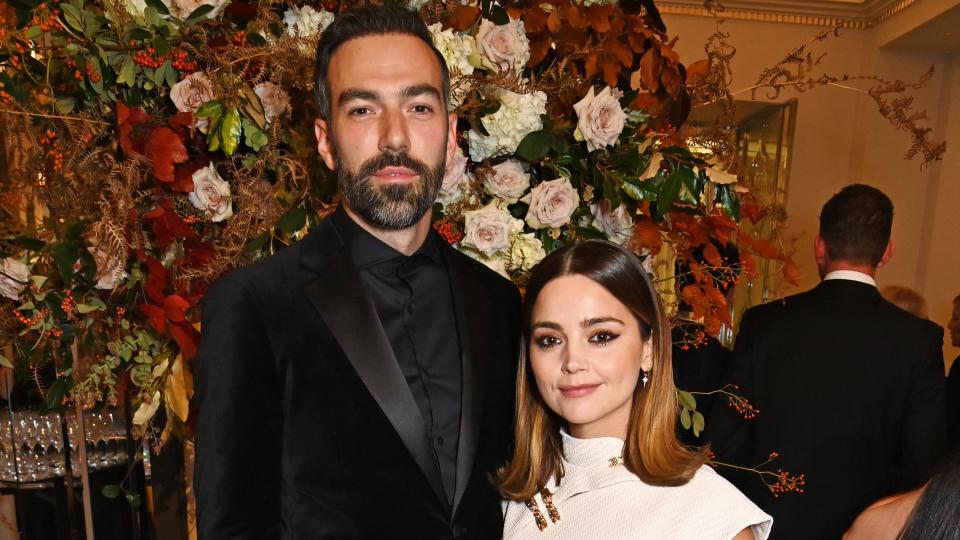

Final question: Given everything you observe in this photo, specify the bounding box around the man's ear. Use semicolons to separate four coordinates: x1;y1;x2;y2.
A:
445;112;458;164
315;118;335;171
877;238;895;268
814;236;828;265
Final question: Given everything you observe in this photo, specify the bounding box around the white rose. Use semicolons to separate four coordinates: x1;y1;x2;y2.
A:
439;146;472;207
170;72;215;131
590;199;634;245
574;86;627;152
88;247;128;290
476;18;530;73
169;0;229;19
462;201;523;257
467;89;547;161
0;258;30;301
508;233;546;272
484;159;530;203
523;178;580;229
253;82;290;125
188;163;233;222
283;5;334;39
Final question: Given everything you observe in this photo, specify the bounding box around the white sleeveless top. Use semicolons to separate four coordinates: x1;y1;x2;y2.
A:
502;432;773;540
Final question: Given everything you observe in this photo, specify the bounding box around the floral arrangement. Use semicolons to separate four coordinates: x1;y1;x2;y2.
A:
0;0;814;498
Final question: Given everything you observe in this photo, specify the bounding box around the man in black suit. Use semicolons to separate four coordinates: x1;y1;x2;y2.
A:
193;7;521;539
712;184;946;539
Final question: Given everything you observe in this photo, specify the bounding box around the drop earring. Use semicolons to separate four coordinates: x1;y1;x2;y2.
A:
642;370;649;388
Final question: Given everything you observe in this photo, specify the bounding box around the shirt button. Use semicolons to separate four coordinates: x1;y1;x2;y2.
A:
437;436;444;446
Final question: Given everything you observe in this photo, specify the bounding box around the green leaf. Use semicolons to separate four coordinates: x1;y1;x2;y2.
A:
719;185;741;221
162;61;177;88
53;244;78;286
277;207;307;235
0;353;12;369
128;27;153;41
144;6;162;28
151;36;169;56
677;389;697;410
102;484;122;499
656;168;683;216
515;130;553;162
680;407;692;430
195;100;224;119
45;377;70;411
125;491;142;507
76;297;106;314
490;4;510;25
207;115;223;152
603;174;621;209
219;106;242;156
241;118;268;152
678;164;697;200
13;235;46;251
145;0;169;16
25;25;42;40
117;58;137;87
575;225;606;240
620;180;647;201
185;4;214;23
61;4;85;32
692;411;705;437
245;231;271;254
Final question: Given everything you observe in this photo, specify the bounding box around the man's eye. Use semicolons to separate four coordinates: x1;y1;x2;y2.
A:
588;331;619;345
411;104;433;114
534;335;562;349
349;107;373;116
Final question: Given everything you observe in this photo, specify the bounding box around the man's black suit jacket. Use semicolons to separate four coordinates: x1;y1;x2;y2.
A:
193;217;521;539
712;279;946;540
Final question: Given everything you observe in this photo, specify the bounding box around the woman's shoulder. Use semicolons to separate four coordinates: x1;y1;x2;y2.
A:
670;465;773;539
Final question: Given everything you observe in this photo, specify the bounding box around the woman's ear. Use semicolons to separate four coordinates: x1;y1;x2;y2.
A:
640;337;654;373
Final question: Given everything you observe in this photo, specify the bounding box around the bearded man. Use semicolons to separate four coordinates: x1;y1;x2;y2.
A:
193;6;521;539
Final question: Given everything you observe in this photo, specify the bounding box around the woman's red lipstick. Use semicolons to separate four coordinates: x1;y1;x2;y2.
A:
559;383;601;398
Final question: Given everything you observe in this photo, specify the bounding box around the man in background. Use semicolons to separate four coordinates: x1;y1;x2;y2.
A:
713;184;946;539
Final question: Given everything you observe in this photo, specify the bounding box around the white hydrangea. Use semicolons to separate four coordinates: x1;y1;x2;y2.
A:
428;23;479;109
467;88;547;162
284;6;335;39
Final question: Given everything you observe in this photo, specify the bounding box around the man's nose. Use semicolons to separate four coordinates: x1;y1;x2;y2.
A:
379;107;410;154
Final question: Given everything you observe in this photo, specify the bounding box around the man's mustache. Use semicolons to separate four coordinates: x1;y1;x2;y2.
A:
356;151;431;181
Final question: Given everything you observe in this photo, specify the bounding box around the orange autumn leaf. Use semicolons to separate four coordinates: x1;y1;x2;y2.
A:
528;38;552;67
660;40;681;65
521;7;548;33
601;55;620;87
749;237;782;259
163;294;192;323
630;217;662;255
563;4;585;29
702;242;722;267
741;201;767;224
660;66;682;98
547;9;562;34
629;91;659;113
117;102;150;155
447;5;480;31
587;5;614;32
145;127;188;183
686;59;710;83
639;48;661;93
627;32;648;54
740;252;758;278
782;257;801;286
585;53;600;79
608;39;633;67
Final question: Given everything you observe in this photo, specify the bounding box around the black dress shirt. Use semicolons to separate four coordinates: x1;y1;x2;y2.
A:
331;208;462;504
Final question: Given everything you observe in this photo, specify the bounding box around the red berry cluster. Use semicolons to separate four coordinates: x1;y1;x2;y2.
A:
60;289;75;317
171;49;197;72
47;145;64;172
13;308;48;328
433;220;464;245
85;62;101;83
31;3;62;32
133;47;167;69
232;31;245;46
39;129;56;145
727;394;759;420
768;470;806;497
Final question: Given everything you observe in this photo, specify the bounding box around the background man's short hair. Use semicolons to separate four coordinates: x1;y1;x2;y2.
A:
818;184;893;267
313;5;451;120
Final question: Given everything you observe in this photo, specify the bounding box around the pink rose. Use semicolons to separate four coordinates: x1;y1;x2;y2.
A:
475;18;530;73
170;72;215;131
462;201;522;256
439;146;471;206
590;200;634;245
0;257;29;301
573;86;627;152
483;159;530;203
523;178;580;229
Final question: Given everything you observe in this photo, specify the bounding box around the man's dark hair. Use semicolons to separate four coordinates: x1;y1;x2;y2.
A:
818;184;893;266
313;5;450;120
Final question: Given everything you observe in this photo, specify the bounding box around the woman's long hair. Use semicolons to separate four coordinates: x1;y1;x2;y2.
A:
498;240;707;500
898;445;960;540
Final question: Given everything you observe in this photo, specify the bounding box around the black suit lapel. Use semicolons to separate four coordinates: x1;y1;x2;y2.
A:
443;247;489;515
304;234;447;507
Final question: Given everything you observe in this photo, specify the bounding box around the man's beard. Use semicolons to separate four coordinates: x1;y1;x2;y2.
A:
333;138;446;231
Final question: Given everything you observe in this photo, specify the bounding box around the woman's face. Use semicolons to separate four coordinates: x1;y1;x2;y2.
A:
529;274;653;440
949;301;960;348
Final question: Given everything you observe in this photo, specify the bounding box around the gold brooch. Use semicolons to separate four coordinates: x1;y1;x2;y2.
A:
608;456;623;468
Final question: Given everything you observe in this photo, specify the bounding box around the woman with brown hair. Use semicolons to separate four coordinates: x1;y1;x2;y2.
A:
499;240;771;539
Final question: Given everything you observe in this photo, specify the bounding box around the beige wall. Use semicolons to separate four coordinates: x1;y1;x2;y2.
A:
663;9;959;368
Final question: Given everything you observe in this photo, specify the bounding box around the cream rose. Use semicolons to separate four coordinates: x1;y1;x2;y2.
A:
467;88;547;161
123;0;149;17
508;233;546;272
590;200;634;245
462;201;523;257
253;82;290;125
484;159;530;203
476;18;530;73
283;5;334;38
439;146;471;207
169;0;229;19
88;247;128;290
188;163;233;222
523;178;580;229
0;258;30;301
574;86;627;152
170;72;215;131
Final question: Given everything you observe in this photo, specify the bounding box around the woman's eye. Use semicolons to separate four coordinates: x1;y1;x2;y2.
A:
534;335;562;349
588;331;619;345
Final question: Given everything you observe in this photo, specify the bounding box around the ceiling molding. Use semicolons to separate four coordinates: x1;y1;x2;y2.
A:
658;0;922;29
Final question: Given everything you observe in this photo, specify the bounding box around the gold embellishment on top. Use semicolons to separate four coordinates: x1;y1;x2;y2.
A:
525;487;561;532
608;456;623;468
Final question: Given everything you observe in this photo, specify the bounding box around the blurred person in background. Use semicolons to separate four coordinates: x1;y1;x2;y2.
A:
880;285;928;319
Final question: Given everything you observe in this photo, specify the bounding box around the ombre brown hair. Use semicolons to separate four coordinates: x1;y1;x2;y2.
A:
498;240;707;500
